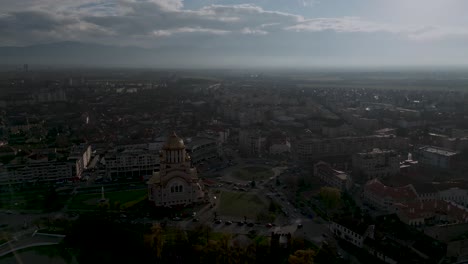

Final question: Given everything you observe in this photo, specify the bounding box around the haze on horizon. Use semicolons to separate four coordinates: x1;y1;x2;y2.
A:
2;0;468;69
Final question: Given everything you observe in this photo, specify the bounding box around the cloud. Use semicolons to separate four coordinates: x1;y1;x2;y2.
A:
286;17;402;34
286;17;468;41
241;27;269;35
152;27;230;37
0;0;467;47
407;26;468;41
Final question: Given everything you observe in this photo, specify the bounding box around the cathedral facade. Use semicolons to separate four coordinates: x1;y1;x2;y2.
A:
147;132;206;207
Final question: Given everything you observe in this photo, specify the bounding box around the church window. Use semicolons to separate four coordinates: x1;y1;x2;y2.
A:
171;184;184;193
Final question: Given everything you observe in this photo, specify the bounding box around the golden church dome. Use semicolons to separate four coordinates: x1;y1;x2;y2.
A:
163;132;185;150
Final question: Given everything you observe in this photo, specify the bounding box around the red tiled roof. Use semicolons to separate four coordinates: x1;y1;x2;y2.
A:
202;179;217;186
397;200;468;222
365;179;417;202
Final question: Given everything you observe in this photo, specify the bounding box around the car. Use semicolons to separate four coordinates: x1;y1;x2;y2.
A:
265;223;273;228
172;217;181;221
247;222;254;227
237;221;244;226
297;224;303;229
192;218;199;222
225;221;233;225
215;219;222;224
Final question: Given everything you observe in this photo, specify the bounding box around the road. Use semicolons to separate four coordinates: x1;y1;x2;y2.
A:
0;231;64;257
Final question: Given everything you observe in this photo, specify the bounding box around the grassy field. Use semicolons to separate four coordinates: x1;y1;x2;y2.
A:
217;191;267;220
68;189;147;210
232;167;273;181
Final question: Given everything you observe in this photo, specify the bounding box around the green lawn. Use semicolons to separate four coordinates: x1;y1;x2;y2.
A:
232;166;273;181
68;189;147;210
217;191;267;219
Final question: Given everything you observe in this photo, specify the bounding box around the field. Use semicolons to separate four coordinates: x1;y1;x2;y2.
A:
68;189;147;210
217;191;267;220
232;166;273;181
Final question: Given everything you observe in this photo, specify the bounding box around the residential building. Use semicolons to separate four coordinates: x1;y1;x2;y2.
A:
415;146;459;169
1;162;73;186
239;129;266;157
185;137;219;165
329;220;375;248
104;142;162;180
68;144;92;178
396;200;468;227
352;149;400;181
313;161;352;191
295;135;408;161
269;139;291;155
363;179;418;212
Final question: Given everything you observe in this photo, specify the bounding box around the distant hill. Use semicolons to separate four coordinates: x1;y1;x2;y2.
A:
0;42;176;67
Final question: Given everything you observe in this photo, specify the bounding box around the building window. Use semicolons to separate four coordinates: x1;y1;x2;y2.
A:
171;184;184;193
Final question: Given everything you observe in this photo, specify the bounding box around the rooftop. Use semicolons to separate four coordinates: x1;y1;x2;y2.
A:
314;161;349;181
365;179;418;201
420;146;458;157
397;200;468;222
334;217;370;235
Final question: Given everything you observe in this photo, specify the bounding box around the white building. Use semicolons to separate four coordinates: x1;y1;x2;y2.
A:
352;149;400;181
147;132;206;207
68;144;92;178
413;182;468;207
1;162;73;186
186;137;219;165
313;161;352;191
329;221;375;248
416;146;459;169
439;188;468;207
104;142;162;180
269;140;291;155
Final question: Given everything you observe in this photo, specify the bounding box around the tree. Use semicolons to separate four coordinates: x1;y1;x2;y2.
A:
218;233;232;263
319;187;341;209
288;249;315;264
145;223;165;259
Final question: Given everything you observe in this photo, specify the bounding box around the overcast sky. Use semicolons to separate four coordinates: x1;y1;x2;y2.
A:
2;0;468;67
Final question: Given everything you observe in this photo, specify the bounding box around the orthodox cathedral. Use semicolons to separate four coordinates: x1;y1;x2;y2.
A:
147;132;206;207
